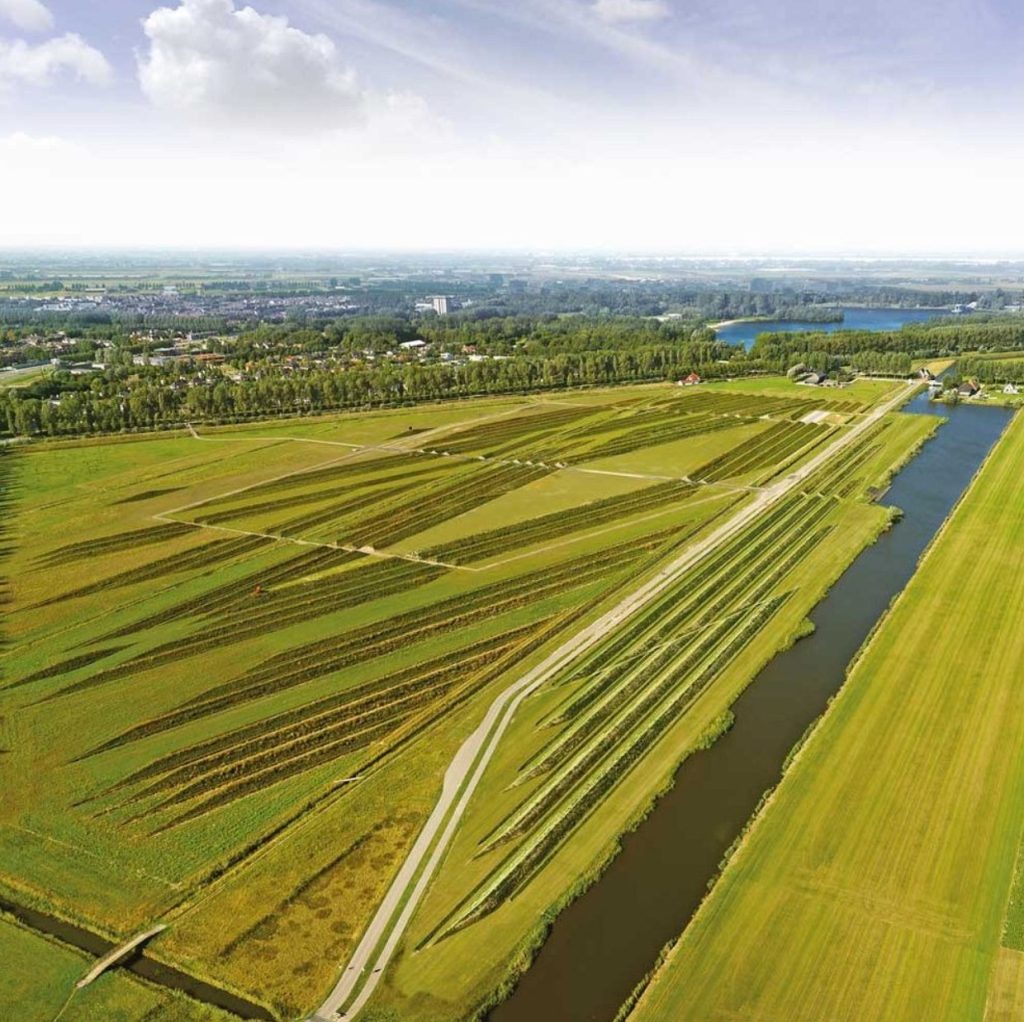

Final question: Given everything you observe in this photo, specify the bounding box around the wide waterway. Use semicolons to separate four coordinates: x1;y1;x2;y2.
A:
490;390;1013;1022
715;307;946;349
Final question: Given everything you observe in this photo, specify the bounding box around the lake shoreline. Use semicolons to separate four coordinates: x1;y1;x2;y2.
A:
714;306;949;349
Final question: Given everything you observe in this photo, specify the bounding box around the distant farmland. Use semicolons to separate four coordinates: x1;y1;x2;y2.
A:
0;377;929;1020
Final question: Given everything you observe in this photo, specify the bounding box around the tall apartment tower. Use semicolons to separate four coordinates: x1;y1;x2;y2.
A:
432;296;451;316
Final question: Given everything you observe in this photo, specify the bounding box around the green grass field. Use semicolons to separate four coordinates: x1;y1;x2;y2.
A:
0;378;929;1020
630;410;1024;1022
912;357;958;375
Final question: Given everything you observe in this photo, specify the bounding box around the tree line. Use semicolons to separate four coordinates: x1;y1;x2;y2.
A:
957;356;1024;384
0;344;755;437
752;319;1024;366
7;313;1024;439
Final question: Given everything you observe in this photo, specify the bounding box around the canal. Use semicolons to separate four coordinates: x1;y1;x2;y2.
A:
489;391;1013;1022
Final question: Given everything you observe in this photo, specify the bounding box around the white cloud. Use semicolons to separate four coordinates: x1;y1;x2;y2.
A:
592;0;670;23
0;0;53;32
138;0;365;130
0;34;112;88
0;130;71;150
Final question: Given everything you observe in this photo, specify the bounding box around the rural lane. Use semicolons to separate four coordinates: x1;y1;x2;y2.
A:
311;382;919;1021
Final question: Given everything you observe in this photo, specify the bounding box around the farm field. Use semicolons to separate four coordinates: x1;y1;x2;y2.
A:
0;378;926;1020
629;410;1024;1022
0;365;51;389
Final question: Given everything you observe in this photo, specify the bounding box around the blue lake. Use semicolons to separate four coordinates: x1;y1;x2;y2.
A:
716;307;947;350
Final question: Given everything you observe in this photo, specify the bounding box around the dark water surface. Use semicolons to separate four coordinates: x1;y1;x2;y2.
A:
716;307;945;349
0;897;274;1019
490;392;1012;1022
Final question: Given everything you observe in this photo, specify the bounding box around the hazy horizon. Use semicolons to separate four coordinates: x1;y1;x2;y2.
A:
6;247;1024;262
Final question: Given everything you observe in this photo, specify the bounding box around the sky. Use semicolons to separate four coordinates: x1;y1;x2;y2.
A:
1;0;1023;253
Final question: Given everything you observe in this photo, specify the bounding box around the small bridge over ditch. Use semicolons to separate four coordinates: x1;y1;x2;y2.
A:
76;924;168;988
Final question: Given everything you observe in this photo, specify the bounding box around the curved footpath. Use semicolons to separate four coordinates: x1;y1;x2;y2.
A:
311;382;919;1022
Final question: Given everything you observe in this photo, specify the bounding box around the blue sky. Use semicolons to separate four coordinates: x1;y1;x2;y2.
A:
1;0;1023;250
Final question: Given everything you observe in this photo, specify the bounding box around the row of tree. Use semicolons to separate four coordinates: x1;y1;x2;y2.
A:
0;346;756;437
752;320;1024;364
956;357;1024;383
7;313;1024;439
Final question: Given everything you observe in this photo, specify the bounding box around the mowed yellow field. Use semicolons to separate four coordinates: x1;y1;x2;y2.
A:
631;411;1024;1022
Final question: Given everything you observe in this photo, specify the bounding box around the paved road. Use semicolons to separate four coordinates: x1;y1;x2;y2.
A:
311;383;919;1021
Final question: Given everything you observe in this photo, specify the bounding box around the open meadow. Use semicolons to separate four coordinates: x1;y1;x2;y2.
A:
630;408;1024;1022
0;376;929;1019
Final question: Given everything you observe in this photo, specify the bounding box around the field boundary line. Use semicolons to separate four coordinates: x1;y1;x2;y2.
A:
569;468;765;493
48;989;76;1022
163;445;372;519
177;416;774;539
195;435;363;449
183;399;538;460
